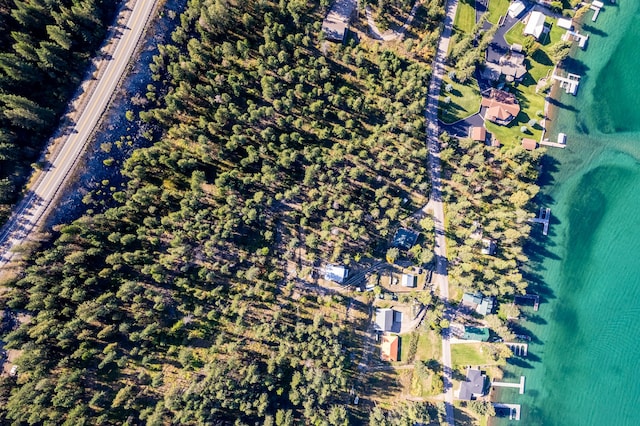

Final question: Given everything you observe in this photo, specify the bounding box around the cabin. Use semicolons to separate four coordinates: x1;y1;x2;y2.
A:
392;228;419;250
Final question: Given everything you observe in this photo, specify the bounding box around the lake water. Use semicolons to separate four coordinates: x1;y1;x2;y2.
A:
492;2;640;425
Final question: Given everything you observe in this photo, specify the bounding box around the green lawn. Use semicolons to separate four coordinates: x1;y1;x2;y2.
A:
451;343;501;367
486;0;510;24
504;21;527;47
438;71;482;124
398;329;442;363
454;0;476;34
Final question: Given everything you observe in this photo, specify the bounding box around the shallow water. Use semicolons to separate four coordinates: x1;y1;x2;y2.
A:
492;2;640;425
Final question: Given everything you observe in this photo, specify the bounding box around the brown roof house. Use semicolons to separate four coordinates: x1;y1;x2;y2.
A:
521;138;537;150
481;89;520;126
380;334;399;362
469;126;487;142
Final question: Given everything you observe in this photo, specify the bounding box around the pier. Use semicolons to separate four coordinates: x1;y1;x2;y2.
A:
506;342;528;357
492;403;521;420
590;1;603;22
492;376;526;394
552;73;581;95
562;30;589;49
540;132;566;148
515;294;540;311
528;207;551;236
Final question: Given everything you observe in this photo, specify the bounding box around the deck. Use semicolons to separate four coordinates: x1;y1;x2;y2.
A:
528;207;550;236
493;403;522;420
552;73;581;95
492;376;526;394
515;294;540;311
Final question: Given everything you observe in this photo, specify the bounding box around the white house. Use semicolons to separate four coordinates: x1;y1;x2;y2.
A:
524;11;546;40
401;273;416;288
508;0;526;18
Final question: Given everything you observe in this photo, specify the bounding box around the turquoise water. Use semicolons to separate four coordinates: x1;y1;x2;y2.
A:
492;2;640;425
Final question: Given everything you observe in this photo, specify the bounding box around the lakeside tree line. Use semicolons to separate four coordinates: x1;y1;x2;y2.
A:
0;0;441;424
0;0;119;222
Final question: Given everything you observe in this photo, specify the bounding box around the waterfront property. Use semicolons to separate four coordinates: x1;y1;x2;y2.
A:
461;292;496;316
462;326;490;342
491;375;526;395
481;89;521;126
528;207;551;236
492;403;521;420
457;368;487;400
552;72;581;95
523;11;546;40
521;137;537;151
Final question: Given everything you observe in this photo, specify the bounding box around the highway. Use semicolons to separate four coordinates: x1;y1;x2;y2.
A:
0;0;157;267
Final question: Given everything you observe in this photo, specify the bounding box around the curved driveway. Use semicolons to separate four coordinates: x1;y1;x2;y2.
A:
0;0;158;267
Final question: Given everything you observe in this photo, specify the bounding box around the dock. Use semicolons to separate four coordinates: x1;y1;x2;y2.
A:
492;403;521;420
562;30;589;49
506;342;529;357
492;376;526;395
552;73;581;95
528;207;551;235
515;294;540;311
590;1;603;21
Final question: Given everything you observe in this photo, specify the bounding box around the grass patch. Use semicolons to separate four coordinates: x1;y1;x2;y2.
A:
398;328;441;363
451;342;502;367
438;71;482;124
486;0;510;24
504;21;527;47
454;0;476;34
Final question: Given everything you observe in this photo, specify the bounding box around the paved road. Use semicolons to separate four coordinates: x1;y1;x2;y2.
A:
0;0;157;268
425;0;458;424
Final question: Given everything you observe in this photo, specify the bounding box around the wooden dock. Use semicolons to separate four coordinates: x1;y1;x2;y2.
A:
528;207;551;235
515;294;540;311
590;1;603;21
492;376;526;394
552;73;581;95
493;403;522;420
540;140;566;148
562;30;589;49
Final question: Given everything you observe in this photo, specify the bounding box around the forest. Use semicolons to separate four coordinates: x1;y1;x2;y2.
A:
0;0;119;222
0;0;443;424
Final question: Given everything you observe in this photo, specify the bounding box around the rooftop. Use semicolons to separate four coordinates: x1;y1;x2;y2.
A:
469;126;487;142
393;228;419;250
462;326;490;342
375;308;395;332
481;89;520;126
524;11;546;40
401;273;416;288
380;334;399;362
458;368;487;400
324;264;349;283
521;138;537;151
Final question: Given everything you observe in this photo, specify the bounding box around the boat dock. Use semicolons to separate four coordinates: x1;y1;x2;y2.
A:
492;376;526;394
552;73;581;95
590;1;603;21
506;342;529;357
493;403;521;420
515;294;540;311
562;30;589;49
528;207;551;235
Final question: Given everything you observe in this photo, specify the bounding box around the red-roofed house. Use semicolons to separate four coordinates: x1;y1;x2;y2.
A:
381;335;399;362
481;89;520;126
469;126;487;142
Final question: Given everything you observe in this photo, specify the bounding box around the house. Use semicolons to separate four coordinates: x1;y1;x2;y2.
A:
499;52;527;82
481;89;520;126
481;238;497;255
462;292;483;308
521;138;537;151
481;62;502;82
375;308;395;332
507;0;526;18
401;273;417;288
321;0;356;43
324;264;349;284
461;292;496;316
457;368;487;400
462;326;490;342
524;11;546;40
476;297;496;316
381;334;399;361
469;126;487;142
393;228;419;250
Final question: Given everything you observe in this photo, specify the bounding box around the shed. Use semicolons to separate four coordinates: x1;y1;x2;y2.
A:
521;138;537;151
324;264;349;284
381;335;399;361
524;11;546;40
558;132;567;145
401;273;417;288
481;238;497;255
375;308;394;332
469;126;487;142
458;368;487;400
557;17;573;30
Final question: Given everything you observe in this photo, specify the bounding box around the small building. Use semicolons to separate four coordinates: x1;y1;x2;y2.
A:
481;89;520;126
499;52;527;82
461;292;496;316
457;368;487;400
401;273;417;288
524;11;546;40
375;308;395;332
558;132;567;145
393;228;419;250
321;0;356;43
469;126;487;142
511;43;523;53
462;326;490;342
557;17;573;30
521;138;537;151
508;0;526;18
324;264;349;284
481;238;497;255
476;297;495;316
381;334;399;361
462;292;483;308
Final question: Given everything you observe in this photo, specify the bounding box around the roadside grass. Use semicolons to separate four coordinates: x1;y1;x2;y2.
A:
454;0;477;34
398;328;442;363
439;71;482;124
487;0;510;24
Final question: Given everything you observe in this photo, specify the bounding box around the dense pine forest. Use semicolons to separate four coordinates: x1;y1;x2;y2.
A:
0;0;119;222
0;0;445;424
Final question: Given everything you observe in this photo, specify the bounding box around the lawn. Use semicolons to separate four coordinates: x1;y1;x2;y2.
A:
398;328;442;363
454;0;476;34
451;342;502;367
486;0;510;24
438;71;482;124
